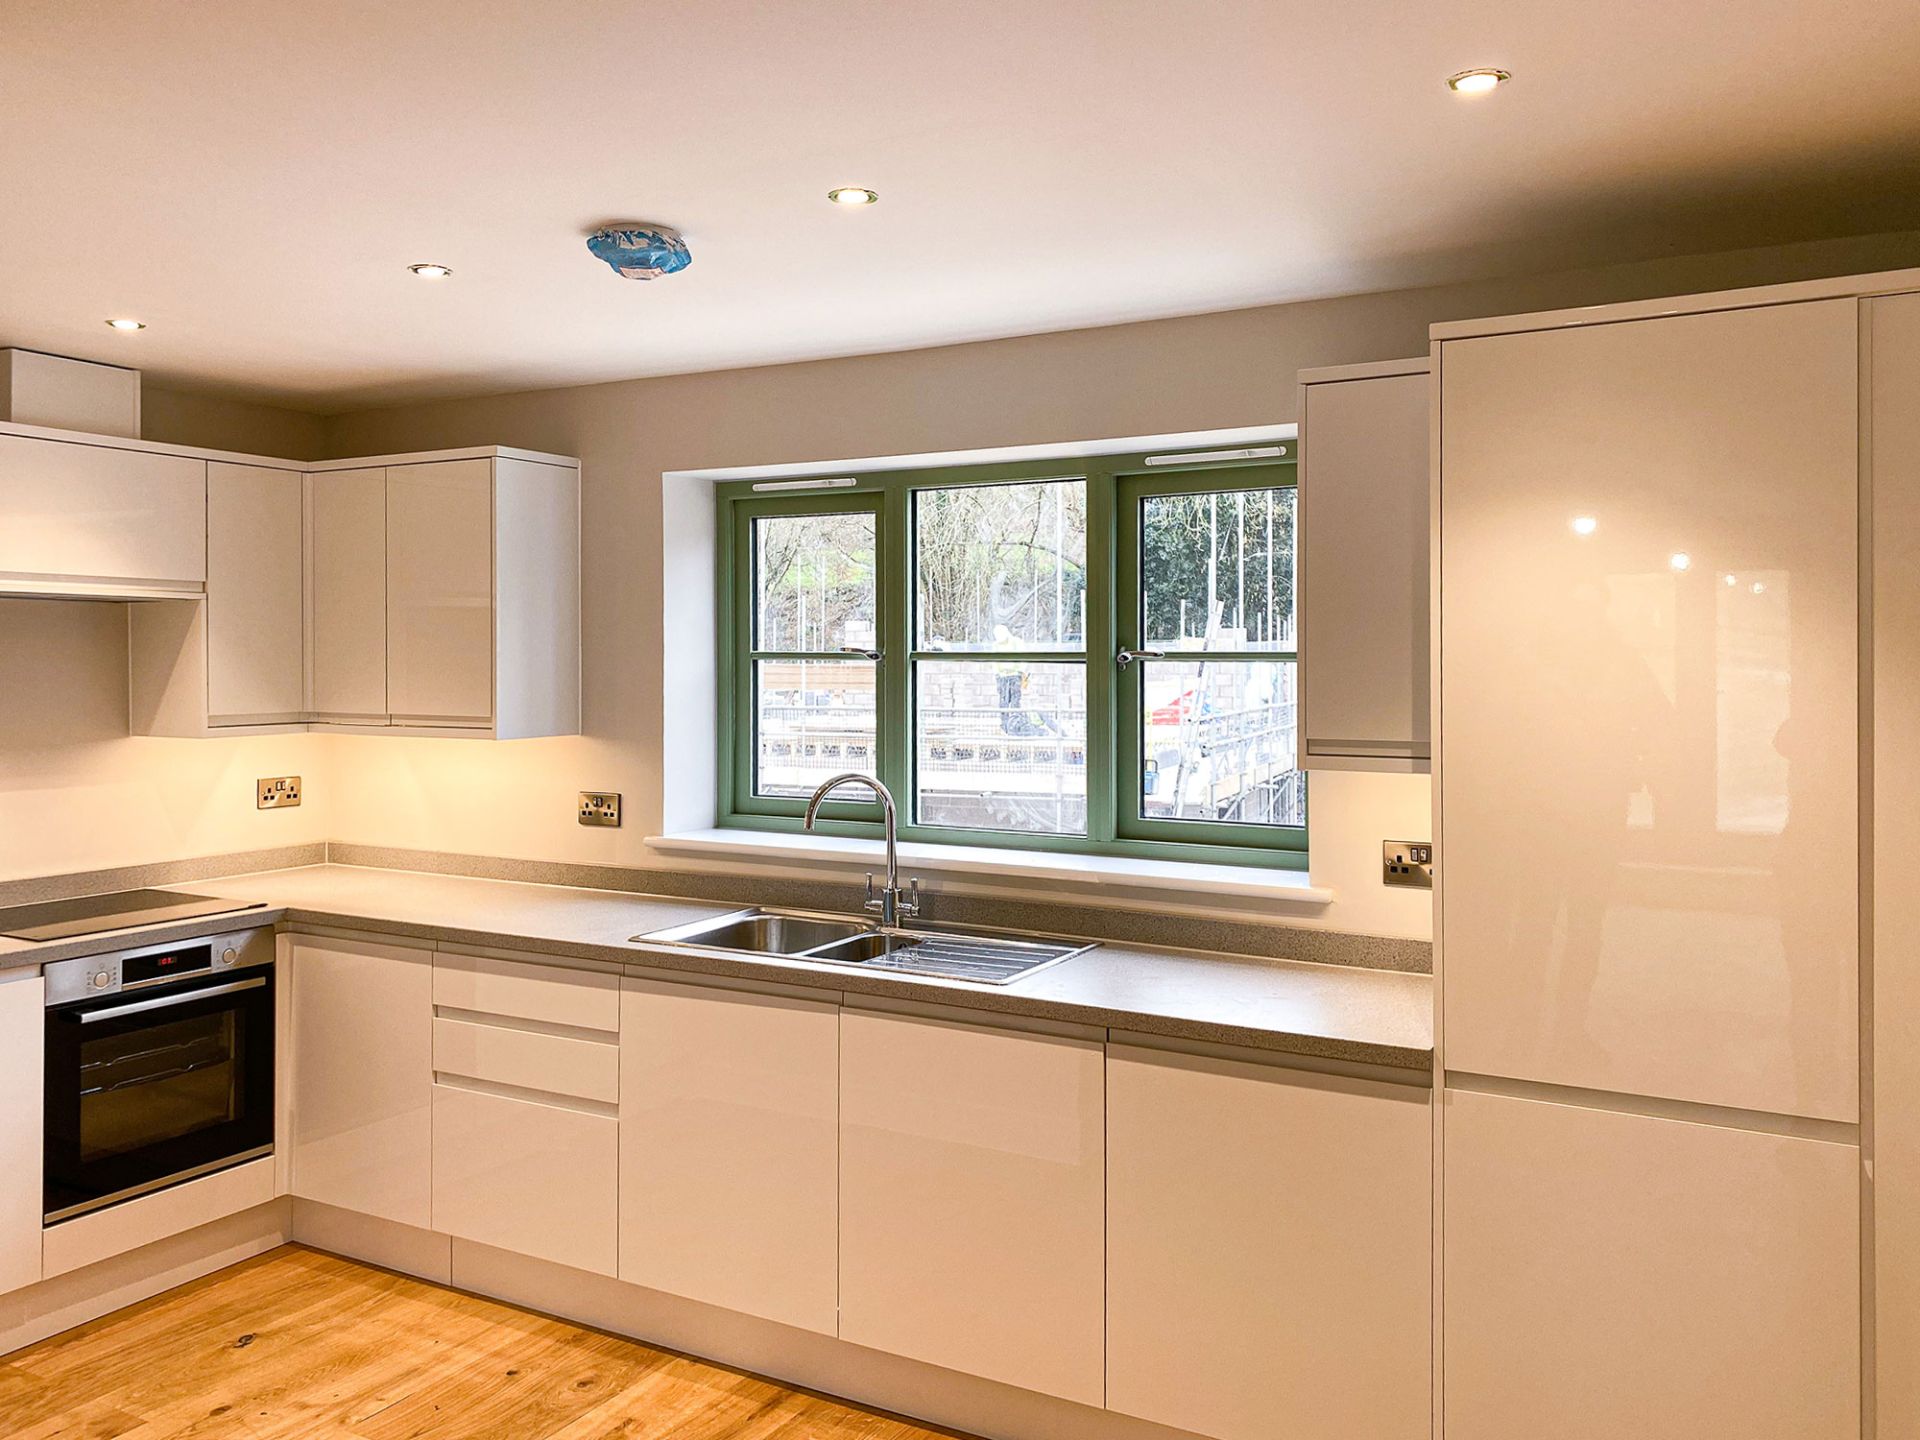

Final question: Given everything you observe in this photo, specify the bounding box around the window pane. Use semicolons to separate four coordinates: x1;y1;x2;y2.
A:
915;480;1086;651
916;660;1086;835
754;658;875;798
1141;486;1294;651
1141;660;1303;826
754;510;876;653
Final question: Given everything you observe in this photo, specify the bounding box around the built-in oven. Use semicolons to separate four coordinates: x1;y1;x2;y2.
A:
42;926;276;1223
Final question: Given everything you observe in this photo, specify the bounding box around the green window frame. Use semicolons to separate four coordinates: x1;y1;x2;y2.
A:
716;450;1306;868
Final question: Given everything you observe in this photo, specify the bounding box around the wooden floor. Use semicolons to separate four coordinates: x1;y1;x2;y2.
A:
0;1245;975;1439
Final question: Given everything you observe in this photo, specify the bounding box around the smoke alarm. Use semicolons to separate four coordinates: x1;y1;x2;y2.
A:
586;225;692;280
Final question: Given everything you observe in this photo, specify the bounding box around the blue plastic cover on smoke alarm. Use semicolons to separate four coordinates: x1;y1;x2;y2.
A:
586;226;692;280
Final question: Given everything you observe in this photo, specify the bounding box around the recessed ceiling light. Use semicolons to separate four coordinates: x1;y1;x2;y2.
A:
1447;68;1510;95
1570;515;1597;536
407;262;453;279
104;318;145;331
827;187;879;207
1670;552;1692;572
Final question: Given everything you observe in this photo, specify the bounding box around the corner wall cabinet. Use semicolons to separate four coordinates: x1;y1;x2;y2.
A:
1296;357;1430;770
0;422;593;740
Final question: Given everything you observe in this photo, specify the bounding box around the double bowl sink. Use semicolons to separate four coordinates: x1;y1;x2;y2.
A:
633;907;1093;985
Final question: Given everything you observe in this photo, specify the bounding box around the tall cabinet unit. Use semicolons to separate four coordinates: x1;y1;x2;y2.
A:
1434;287;1877;1437
1871;288;1920;1440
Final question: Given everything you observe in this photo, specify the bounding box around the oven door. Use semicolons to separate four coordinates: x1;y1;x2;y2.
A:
43;966;275;1222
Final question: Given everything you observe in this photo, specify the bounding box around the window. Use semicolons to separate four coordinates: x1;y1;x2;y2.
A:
719;452;1304;867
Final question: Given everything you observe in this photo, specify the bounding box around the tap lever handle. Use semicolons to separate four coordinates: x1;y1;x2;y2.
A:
903;877;921;917
864;873;881;913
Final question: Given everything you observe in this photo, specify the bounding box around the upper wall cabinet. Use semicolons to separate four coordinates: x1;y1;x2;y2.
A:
128;444;581;740
132;460;309;735
309;455;580;737
0;430;204;597
305;466;389;722
1296;359;1430;771
1437;298;1859;1120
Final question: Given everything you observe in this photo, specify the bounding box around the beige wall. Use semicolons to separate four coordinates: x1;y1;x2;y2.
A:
142;384;326;460
7;230;1920;931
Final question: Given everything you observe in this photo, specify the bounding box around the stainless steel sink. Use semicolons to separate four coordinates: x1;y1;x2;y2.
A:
632;907;1093;986
653;911;870;956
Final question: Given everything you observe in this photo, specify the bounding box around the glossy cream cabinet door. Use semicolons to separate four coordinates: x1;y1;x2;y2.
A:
840;1005;1105;1405
304;467;388;720
1870;288;1920;1439
289;936;432;1227
1106;1043;1430;1440
206;461;303;721
386;459;493;725
1443;1087;1858;1439
1438;298;1859;1120
0;431;204;585
618;977;838;1333
1298;364;1430;767
431;1082;618;1276
0;971;43;1293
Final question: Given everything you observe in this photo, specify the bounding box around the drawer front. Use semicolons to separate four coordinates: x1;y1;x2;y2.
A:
432;1016;617;1105
433;951;619;1033
430;1083;617;1276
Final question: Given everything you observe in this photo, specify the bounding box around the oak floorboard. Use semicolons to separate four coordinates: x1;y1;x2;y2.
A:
0;1247;977;1440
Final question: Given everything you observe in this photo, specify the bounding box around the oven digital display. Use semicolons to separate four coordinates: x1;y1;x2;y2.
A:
122;945;213;985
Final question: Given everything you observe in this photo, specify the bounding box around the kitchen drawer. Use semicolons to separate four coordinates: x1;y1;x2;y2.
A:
433;951;619;1032
432;1015;617;1105
431;1081;617;1276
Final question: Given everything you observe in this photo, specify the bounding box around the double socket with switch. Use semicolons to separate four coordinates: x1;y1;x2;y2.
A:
257;776;301;810
1383;840;1434;888
578;791;622;827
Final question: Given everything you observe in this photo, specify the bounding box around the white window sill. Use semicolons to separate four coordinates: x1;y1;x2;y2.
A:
643;828;1335;906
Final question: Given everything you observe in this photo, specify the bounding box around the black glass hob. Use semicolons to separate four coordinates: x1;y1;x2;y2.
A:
0;889;263;943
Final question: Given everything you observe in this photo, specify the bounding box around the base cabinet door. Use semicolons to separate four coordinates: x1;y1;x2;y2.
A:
431;1083;617;1276
1443;1087;1859;1440
1107;1043;1431;1440
839;1005;1104;1405
290;936;432;1227
618;976;837;1333
0;971;44;1292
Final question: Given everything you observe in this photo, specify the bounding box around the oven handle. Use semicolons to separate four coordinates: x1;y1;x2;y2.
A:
72;976;266;1023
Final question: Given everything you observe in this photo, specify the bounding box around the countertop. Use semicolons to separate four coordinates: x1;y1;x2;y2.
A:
0;864;1433;1070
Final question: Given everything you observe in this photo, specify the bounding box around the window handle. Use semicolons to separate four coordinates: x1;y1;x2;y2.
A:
839;646;882;661
1115;649;1166;668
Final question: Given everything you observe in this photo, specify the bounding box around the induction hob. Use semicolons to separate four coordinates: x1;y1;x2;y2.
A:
0;888;265;943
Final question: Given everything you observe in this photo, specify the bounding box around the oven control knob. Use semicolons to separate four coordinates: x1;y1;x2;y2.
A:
220;946;238;967
90;970;111;989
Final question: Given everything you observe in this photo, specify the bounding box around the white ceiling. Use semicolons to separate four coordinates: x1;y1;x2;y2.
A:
5;0;1920;412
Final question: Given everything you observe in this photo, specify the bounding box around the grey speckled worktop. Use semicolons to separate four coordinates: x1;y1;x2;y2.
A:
0;864;1433;1071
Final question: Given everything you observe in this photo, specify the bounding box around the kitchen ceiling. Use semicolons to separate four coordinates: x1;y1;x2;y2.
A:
4;0;1919;412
